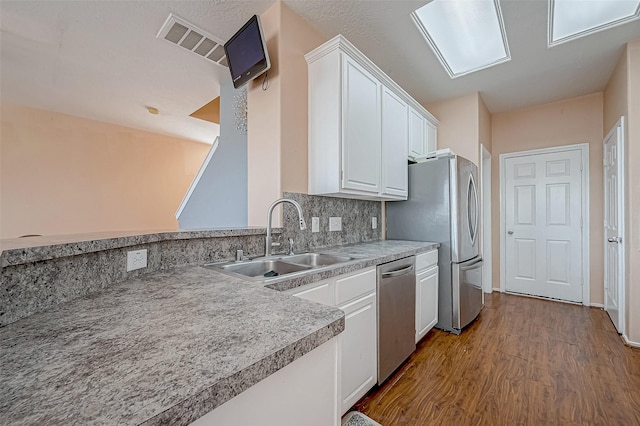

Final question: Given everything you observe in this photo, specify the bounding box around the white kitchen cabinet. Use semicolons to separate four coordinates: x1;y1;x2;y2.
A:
285;267;377;415
409;107;438;160
306;35;438;201
190;338;339;426
415;250;439;343
409;107;427;159
381;86;408;198
335;269;377;414
287;278;333;306
426;120;437;155
342;56;381;194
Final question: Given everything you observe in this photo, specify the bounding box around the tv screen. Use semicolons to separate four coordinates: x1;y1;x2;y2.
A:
224;15;271;89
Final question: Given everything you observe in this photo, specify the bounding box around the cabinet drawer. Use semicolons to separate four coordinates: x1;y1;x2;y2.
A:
285;279;333;306
416;249;438;272
336;268;376;306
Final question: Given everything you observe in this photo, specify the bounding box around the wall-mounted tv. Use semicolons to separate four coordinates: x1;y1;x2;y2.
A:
224;15;271;89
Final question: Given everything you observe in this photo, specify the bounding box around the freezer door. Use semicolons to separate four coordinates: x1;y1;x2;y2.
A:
450;156;480;262
452;256;483;330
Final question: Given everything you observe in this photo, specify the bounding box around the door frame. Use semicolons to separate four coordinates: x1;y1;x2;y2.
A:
603;116;625;335
480;145;493;293
499;143;590;305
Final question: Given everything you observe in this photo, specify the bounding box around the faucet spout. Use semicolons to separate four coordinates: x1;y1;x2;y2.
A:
265;198;306;257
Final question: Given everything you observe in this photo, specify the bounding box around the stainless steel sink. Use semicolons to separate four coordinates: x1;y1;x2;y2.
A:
205;252;355;282
220;259;312;278
280;253;354;267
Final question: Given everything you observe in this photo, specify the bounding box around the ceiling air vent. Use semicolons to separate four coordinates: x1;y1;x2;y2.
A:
157;14;228;68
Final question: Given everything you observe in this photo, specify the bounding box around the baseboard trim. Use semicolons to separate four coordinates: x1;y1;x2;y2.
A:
492;287;501;292
623;335;640;348
589;302;604;308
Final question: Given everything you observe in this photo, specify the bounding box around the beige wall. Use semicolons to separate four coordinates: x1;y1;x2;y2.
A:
0;104;209;238
491;93;604;304
247;3;282;227
247;1;325;226
427;93;481;165
478;95;492;152
623;40;640;343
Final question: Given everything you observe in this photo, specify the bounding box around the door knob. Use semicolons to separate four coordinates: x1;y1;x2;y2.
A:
507;230;514;235
608;237;622;243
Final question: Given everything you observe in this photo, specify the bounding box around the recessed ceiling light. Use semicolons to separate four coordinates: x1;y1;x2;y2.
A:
549;0;640;46
411;0;510;79
146;106;159;115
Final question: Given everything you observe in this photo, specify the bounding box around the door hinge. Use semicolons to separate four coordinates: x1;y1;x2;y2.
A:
340;170;344;181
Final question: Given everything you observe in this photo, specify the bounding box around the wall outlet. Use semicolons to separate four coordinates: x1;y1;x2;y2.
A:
329;216;342;232
312;217;320;233
127;249;148;272
372;217;377;229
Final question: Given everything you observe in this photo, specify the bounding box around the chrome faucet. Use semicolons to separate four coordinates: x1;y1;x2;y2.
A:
265;198;306;257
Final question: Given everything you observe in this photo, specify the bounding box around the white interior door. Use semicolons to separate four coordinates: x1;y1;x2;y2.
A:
604;117;625;334
504;148;584;302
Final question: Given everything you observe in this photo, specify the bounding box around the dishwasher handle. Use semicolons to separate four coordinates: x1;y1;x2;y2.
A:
381;265;414;278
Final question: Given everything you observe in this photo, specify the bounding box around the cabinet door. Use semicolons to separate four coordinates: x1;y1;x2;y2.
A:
426;120;437;154
342;56;381;194
416;266;439;343
408;107;427;158
339;292;377;414
381;86;408;198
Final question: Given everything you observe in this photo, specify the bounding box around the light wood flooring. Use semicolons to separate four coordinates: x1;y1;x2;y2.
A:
354;292;640;425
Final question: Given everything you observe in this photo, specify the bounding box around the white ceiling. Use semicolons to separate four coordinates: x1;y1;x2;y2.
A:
1;1;639;144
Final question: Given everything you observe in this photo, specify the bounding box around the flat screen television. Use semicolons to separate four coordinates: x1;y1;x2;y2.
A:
224;15;271;89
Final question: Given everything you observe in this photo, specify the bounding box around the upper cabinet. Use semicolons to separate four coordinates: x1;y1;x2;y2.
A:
381;87;409;198
342;56;382;194
306;35;438;201
409;107;438;160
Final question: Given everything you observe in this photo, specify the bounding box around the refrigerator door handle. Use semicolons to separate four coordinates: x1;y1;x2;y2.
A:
467;173;479;246
460;257;483;271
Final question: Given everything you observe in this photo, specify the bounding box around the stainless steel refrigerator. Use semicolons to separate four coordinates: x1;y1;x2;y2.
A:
386;153;483;334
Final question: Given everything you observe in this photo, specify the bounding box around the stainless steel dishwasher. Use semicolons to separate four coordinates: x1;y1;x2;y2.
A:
377;256;416;384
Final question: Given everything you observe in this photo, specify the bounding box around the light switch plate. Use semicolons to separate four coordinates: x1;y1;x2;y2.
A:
312;217;320;233
372;217;377;229
127;249;148;272
329;217;342;232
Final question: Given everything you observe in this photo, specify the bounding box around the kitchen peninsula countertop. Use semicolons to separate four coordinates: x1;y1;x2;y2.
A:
0;239;438;425
0;228;282;267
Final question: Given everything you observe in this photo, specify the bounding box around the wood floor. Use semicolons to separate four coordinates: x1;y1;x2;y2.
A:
354;292;640;426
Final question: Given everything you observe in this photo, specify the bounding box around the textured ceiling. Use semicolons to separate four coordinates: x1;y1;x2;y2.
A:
285;0;640;112
1;0;639;144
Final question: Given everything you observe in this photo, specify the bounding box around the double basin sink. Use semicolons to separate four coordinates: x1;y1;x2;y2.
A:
206;252;355;282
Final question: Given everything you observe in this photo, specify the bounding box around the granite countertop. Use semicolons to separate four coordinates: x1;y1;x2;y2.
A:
0;228;283;267
0;239;438;425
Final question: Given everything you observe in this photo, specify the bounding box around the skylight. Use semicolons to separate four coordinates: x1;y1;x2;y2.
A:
411;0;510;79
549;0;640;46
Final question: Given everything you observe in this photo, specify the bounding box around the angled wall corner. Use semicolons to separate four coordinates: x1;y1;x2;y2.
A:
177;81;248;229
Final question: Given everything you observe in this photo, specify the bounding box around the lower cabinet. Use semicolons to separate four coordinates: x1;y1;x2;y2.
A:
338;291;376;413
415;250;439;343
285;267;377;415
191;338;339;426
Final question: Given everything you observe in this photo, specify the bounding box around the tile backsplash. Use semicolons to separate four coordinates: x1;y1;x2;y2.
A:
280;192;382;253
